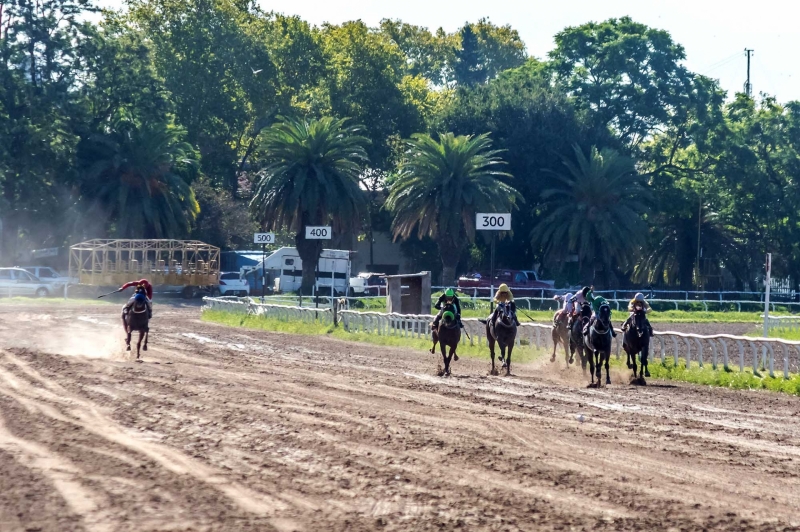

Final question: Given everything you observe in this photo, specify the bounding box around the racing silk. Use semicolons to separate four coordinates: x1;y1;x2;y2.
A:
561;293;574;314
571;291;588;306
589;294;609;314
121;295;152;318
628;298;651;313
121;279;153;300
435;294;461;318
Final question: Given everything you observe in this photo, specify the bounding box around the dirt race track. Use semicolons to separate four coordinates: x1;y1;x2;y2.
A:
0;304;798;532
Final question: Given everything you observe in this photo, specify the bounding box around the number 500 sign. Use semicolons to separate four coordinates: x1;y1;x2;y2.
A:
476;213;511;231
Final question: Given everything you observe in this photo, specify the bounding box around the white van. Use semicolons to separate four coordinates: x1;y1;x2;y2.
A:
246;247;351;296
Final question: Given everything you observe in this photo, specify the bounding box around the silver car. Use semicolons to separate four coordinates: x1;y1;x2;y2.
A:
21;266;77;289
0;268;52;297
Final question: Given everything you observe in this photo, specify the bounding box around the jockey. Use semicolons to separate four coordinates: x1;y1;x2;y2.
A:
490;284;521;327
553;292;574;324
432;288;463;329
579;287;617;338
122;292;152;328
621;292;653;336
120;278;153;300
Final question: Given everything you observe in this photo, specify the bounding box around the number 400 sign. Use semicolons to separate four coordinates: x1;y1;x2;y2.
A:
476;213;511;231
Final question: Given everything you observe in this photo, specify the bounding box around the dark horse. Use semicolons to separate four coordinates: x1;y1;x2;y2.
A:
569;302;592;373
584;303;613;387
623;304;651;383
431;306;461;376
485;302;518;376
124;295;150;360
551;311;571;366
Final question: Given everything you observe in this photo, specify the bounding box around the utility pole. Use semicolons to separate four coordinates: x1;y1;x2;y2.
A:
744;48;754;97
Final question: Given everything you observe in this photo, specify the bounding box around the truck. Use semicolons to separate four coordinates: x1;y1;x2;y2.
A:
457;269;555;293
243;247;351;296
348;272;387;296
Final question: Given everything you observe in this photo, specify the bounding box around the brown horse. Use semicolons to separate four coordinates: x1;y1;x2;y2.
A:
551;311;572;366
485;302;517;376
431;309;461;377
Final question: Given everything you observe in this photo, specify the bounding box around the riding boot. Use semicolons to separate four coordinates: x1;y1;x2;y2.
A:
458;318;464;329
514;316;521;326
611;328;617;338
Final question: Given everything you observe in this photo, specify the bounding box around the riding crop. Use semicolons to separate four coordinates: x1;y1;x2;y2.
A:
97;288;123;299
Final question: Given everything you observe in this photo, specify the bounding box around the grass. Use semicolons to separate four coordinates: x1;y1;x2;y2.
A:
0;296;111;306
751;328;800;341
620;356;800;396
204;308;800;397
201;309;545;363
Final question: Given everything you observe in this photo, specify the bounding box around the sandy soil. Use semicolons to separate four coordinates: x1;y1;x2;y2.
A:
0;303;797;532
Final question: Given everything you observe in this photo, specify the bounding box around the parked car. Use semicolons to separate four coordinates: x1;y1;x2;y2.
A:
0;267;52;297
21;266;77;289
215;272;249;297
348;272;386;296
457;269;555;293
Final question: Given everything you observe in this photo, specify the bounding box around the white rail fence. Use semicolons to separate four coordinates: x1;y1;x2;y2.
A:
203;297;800;379
765;315;800;332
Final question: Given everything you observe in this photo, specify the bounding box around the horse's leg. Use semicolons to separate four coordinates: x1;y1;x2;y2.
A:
143;330;149;351
550;330;557;362
630;346;638;379
594;350;602;387
500;344;507;370
430;331;438;354
642;340;650;378
136;331;143;360
506;344;513;376
488;333;497;376
605;351;611;385
126;328;132;351
587;347;596;386
448;344;456;376
441;341;450;376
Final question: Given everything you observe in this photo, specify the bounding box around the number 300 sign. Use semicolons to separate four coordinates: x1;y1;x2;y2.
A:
476;213;511;231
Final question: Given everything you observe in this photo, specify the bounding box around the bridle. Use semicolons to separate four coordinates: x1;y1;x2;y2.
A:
591;305;612;336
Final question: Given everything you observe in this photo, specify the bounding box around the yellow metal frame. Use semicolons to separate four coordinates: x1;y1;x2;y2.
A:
69;239;220;287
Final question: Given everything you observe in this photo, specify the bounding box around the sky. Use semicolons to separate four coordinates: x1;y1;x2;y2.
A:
103;0;800;102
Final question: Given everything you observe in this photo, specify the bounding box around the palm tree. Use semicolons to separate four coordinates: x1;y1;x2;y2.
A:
386;132;520;286
250;116;369;294
531;145;650;284
79;118;200;238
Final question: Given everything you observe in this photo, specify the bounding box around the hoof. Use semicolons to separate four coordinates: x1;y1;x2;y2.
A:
587;382;597;389
430;348;435;354
568;357;574;365
626;362;632;369
436;365;445;377
550;355;555;362
490;368;499;376
126;345;131;352
143;345;148;352
645;369;651;378
606;377;612;385
453;354;459;362
135;359;143;364
505;370;511;377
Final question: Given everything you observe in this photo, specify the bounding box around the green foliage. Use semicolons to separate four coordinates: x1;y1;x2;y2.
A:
386;132;520;284
250;116;369;292
532;145;649;284
77;117;201;238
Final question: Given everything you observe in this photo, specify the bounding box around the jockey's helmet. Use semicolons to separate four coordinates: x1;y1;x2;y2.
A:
445;288;455;299
581;286;591;296
634;292;645;302
498;284;510;293
135;292;146;303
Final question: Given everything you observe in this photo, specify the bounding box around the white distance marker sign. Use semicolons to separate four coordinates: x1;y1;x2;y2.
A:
305;226;332;239
476;213;511;230
253;232;275;244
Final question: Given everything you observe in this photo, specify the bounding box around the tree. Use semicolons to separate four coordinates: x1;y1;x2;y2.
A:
249;116;369;294
453;24;484;87
77;117;200;238
452;19;526;87
378;19;452;85
550;17;695;148
531;145;649;285
386;132;520;285
191;179;258;250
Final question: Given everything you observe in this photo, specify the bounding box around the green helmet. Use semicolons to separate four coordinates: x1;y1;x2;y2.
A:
445;288;455;298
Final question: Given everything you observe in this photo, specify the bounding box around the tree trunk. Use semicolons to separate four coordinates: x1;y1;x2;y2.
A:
438;237;462;287
295;230;323;296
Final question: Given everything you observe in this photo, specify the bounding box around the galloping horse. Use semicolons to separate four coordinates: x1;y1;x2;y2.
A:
486;302;518;376
123;292;150;360
569;302;592;373
623;303;651;383
431;307;461;376
584;303;613;387
551;311;571;366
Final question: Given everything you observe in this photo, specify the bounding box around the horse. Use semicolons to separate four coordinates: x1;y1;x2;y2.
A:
584;303;613;387
431;308;461;377
551;310;572;366
569;302;592;373
124;296;150;360
623;304;651;384
486;302;518;376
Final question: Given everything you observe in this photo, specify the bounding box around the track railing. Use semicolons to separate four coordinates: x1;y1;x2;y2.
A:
203;296;333;325
764;315;800;332
205;297;800;379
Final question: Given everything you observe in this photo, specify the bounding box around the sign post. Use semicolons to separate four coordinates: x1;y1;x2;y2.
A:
305;226;332;308
254;233;275;301
763;253;772;338
476;213;511;312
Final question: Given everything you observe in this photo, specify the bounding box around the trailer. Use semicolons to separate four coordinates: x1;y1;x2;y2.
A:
69;239;220;298
244;247;351;296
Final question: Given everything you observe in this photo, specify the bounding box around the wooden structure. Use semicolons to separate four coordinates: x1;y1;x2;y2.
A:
384;272;431;315
69;239;220;287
